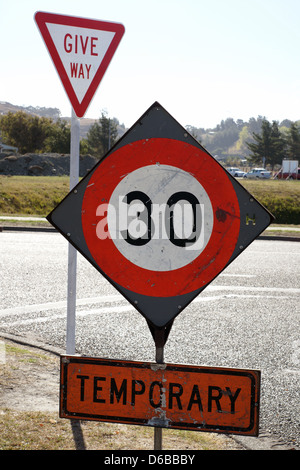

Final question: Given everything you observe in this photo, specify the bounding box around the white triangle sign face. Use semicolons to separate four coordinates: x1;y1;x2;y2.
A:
35;12;125;117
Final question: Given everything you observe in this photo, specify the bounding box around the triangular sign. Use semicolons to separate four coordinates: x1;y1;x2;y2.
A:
35;11;125;117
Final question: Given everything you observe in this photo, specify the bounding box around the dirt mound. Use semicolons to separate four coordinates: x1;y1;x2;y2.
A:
0;153;98;177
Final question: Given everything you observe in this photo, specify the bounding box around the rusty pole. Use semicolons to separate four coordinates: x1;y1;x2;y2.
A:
154;328;165;450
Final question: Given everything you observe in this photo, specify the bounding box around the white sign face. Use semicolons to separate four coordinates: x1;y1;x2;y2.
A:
46;23;115;103
107;164;214;271
35;12;125;117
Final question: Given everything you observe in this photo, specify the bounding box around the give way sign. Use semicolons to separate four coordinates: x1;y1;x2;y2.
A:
35;12;125;117
47;102;273;328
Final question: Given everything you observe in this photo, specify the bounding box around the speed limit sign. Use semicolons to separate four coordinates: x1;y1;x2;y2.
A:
47;102;273;328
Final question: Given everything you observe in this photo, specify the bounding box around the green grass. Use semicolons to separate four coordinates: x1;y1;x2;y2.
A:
0;175;299;224
0;175;69;216
241;179;300;224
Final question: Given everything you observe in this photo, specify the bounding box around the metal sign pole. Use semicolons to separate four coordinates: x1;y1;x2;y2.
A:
66;109;80;355
147;320;173;450
153;328;166;451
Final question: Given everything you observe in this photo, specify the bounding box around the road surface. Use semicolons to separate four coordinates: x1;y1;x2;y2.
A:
0;231;299;449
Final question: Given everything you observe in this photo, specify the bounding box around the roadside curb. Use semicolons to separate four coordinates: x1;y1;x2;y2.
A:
0;331;64;357
258;235;300;242
1;224;300;242
0;225;57;233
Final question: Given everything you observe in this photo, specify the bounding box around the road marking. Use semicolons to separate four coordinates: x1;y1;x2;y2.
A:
220;274;256;278
1;286;299;319
207;285;300;294
5;304;134;327
247;250;300;256
3;294;295;327
1;286;299;327
0;294;123;317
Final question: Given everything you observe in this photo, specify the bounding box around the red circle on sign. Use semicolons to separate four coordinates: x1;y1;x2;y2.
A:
82;138;240;297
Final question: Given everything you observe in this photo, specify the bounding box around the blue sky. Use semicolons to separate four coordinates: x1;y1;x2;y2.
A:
1;0;299;129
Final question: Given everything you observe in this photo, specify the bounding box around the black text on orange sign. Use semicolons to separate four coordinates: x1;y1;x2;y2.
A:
60;357;260;436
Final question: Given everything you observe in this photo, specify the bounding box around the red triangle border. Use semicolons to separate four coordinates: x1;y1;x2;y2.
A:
35;11;125;117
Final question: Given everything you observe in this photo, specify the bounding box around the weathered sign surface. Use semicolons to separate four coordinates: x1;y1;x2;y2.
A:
60;356;260;436
47;102;273;328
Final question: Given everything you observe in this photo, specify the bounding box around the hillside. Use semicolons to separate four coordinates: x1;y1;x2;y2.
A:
187;116;300;163
1;102;299;163
0;102;126;140
0;101;61;119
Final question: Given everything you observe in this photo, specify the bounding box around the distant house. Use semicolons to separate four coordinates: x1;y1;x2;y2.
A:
0;141;18;153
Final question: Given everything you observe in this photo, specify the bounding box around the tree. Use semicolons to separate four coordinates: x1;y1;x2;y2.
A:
203;118;240;157
246;119;285;168
0;112;38;153
85;111;118;159
286;122;300;160
43;119;70;153
229;125;250;155
270;121;286;167
247;116;266;135
0;111;63;154
27;115;53;152
185;125;202;143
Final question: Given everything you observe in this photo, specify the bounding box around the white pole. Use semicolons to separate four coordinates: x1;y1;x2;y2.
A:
66;108;80;355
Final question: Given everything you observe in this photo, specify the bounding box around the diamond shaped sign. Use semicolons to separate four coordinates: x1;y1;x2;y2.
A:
47;102;273;328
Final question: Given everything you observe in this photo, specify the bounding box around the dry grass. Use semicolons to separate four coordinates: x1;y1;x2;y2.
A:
0;410;239;451
0;175;69;215
0;340;243;451
0;175;299;224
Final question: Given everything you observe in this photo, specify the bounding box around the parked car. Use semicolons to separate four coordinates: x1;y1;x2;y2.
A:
227;167;246;177
276;168;300;180
243;168;271;179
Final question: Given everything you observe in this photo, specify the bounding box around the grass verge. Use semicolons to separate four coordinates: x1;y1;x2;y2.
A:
0;340;243;451
241;179;300;224
0;175;69;216
0;410;239;451
0;175;299;224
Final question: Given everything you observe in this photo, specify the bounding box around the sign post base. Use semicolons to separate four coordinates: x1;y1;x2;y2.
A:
152;324;174;450
153;328;166;450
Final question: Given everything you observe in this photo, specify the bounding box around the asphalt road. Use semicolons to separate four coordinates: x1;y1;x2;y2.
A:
0;231;299;449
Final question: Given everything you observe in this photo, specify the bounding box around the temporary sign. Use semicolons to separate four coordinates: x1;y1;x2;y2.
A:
47;102;273;328
34;11;125;117
60;356;260;436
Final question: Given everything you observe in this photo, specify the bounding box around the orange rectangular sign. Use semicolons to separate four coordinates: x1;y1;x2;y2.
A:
60;356;260;436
